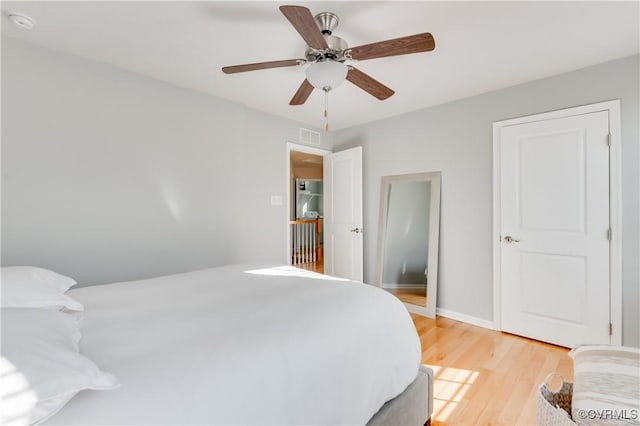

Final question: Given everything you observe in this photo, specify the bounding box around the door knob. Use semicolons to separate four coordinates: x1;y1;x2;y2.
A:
503;235;520;243
350;227;362;234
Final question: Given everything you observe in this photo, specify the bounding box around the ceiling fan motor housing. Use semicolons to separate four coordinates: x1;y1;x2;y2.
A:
305;34;348;62
304;12;349;63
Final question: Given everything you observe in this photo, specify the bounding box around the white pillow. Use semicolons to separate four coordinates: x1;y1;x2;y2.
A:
1;266;83;311
570;345;640;426
1;308;119;425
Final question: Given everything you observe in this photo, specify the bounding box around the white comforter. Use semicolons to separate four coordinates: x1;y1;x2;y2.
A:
46;265;421;425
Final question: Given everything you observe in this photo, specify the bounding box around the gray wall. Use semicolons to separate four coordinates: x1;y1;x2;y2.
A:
1;37;329;286
382;180;430;287
333;55;639;346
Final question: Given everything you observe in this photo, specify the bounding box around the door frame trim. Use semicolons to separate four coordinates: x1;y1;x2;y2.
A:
492;100;622;344
285;142;330;266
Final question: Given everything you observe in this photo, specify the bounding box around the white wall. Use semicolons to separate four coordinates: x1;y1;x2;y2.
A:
333;55;640;346
1;37;329;286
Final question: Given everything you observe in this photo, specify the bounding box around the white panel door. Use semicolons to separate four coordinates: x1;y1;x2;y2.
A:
500;111;610;348
324;147;363;281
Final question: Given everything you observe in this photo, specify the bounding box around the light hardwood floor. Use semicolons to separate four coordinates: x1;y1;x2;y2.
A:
386;287;427;306
295;249;324;274
412;314;573;425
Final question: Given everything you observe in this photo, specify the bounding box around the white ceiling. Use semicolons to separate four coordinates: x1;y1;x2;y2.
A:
2;1;638;130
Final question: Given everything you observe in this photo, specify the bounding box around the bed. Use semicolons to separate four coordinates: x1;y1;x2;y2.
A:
21;264;432;425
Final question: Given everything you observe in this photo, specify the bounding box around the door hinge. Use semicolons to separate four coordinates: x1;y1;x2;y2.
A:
606;133;611;146
609;323;613;336
607;227;612;241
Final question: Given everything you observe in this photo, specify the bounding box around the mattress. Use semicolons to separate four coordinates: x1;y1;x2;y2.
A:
46;265;421;425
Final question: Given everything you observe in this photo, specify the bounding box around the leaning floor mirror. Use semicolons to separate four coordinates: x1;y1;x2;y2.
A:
375;172;441;318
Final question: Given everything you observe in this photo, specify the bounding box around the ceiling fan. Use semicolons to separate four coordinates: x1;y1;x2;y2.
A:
221;5;436;106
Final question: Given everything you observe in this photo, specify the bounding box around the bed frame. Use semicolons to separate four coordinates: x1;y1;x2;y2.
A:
367;365;433;426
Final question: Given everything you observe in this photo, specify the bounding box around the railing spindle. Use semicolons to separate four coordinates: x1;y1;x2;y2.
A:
290;218;322;266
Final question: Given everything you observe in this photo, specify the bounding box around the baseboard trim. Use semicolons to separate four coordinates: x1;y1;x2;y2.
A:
436;307;497;331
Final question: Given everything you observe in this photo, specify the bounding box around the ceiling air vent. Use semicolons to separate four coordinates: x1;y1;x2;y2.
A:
300;128;320;146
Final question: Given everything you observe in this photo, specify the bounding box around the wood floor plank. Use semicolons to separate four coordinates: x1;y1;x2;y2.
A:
498;378;535;424
412;314;572;425
386;287;427;305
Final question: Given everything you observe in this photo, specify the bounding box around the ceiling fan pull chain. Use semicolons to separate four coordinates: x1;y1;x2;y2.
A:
324;88;329;132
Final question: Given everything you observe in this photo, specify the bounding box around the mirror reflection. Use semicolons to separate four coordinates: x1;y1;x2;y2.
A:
376;172;441;318
383;180;430;306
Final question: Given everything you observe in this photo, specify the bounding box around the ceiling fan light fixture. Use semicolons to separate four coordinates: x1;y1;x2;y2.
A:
305;61;347;91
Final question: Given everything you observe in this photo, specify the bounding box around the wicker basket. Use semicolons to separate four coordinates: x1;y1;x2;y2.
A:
536;373;577;426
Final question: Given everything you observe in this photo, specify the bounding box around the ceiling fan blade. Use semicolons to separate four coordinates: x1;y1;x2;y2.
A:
289;79;314;105
347;67;394;100
349;33;435;61
222;59;303;74
280;5;329;50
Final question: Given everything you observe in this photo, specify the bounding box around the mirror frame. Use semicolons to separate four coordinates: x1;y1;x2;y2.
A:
375;171;441;318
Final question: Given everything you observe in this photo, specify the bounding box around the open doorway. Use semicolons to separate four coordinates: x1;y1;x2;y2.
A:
287;145;328;273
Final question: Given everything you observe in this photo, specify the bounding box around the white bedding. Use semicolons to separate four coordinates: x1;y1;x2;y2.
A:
45;265;421;425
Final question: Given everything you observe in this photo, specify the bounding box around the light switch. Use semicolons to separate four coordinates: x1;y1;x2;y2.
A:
270;195;283;206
